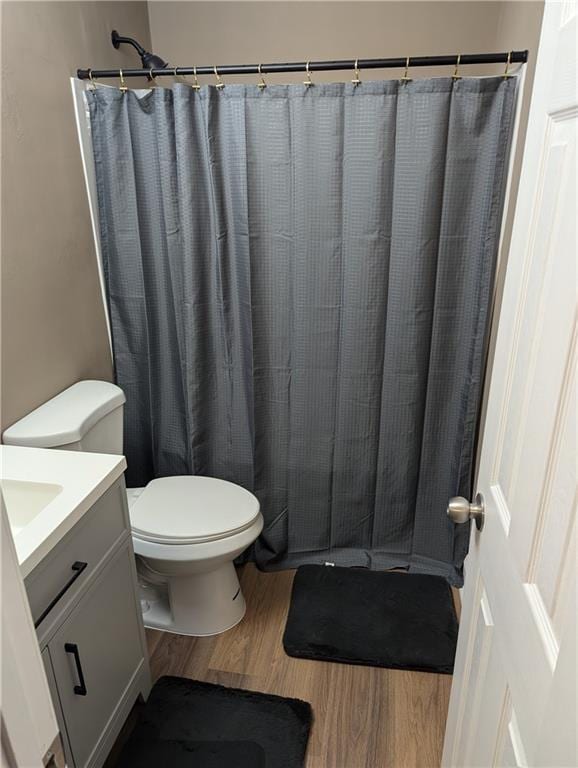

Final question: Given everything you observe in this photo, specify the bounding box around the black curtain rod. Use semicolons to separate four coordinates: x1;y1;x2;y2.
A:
77;50;528;80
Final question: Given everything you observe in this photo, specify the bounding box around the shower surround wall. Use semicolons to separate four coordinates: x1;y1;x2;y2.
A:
88;76;518;584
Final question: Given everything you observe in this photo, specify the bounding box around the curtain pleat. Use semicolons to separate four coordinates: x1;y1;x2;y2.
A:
88;77;517;584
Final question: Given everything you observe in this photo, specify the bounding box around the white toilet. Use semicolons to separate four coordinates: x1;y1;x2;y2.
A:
3;380;264;636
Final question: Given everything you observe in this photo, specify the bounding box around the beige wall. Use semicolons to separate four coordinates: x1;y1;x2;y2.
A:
1;2;151;430
148;1;542;83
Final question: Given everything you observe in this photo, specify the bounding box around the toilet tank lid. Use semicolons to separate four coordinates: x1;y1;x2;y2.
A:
2;380;126;448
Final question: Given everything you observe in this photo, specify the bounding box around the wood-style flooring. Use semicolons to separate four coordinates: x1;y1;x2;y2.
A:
145;564;455;768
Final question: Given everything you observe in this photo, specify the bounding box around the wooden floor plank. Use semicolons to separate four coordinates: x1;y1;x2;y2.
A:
147;564;452;768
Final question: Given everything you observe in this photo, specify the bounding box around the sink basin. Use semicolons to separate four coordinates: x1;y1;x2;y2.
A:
1;479;63;536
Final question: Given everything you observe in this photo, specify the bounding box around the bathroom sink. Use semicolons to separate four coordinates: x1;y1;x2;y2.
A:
1;446;126;577
1;479;63;536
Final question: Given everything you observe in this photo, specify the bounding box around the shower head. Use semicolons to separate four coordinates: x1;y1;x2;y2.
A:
111;30;168;71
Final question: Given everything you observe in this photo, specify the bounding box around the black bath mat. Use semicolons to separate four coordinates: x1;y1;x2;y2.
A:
117;676;312;768
283;565;458;674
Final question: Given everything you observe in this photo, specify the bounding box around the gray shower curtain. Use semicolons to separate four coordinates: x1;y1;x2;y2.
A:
87;76;517;585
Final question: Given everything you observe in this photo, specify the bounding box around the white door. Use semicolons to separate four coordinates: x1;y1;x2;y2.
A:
442;2;577;767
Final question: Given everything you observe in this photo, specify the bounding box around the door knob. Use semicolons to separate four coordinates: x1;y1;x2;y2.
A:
447;493;484;531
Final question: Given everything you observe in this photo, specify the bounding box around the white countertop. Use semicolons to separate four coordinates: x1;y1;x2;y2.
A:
0;446;126;577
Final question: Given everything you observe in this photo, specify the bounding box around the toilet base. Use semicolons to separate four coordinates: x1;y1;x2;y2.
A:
139;561;247;637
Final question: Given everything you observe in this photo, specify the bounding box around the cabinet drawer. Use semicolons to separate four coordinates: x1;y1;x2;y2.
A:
25;479;128;629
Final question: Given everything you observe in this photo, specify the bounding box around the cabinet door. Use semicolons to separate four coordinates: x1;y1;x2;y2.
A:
42;647;74;768
48;543;145;768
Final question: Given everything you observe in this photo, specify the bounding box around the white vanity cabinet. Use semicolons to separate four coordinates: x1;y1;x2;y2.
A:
26;477;150;768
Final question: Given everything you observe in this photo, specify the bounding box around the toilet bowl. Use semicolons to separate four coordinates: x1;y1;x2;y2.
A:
2;380;263;638
127;476;263;636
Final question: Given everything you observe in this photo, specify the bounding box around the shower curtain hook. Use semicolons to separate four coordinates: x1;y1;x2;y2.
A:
87;68;97;90
452;54;462;81
503;51;513;78
214;65;225;90
148;68;158;88
257;63;267;90
118;69;128;93
352;58;361;86
191;65;201;91
400;56;412;83
304;61;313;87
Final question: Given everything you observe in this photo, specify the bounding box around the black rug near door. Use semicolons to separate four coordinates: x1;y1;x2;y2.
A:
283;565;458;674
118;676;312;768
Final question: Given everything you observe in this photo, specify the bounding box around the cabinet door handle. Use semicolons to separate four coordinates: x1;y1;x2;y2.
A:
34;561;88;629
64;642;87;696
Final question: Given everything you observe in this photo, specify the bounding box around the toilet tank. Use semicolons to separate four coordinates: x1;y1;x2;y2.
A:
2;381;126;455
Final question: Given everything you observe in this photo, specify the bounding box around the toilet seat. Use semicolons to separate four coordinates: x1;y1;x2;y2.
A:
129;476;261;546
